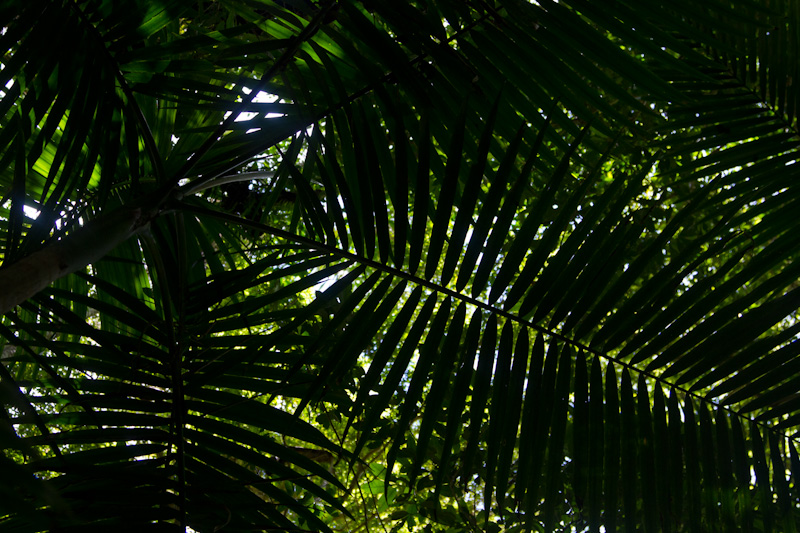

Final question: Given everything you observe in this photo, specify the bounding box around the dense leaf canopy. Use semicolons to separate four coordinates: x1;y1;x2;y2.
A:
2;0;800;531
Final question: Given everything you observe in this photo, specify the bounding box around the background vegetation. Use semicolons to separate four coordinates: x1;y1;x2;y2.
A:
2;0;800;530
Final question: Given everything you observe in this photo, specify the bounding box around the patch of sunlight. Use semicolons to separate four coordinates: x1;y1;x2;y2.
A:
297;286;317;306
222;88;284;134
317;265;351;292
1;77;12;97
23;204;39;220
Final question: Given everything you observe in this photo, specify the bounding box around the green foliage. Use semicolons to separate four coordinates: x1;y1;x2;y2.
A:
1;0;800;531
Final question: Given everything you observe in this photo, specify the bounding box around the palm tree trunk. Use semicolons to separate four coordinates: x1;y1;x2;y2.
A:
0;203;158;314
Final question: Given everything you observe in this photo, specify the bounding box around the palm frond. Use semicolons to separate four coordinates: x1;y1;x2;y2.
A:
3;0;800;531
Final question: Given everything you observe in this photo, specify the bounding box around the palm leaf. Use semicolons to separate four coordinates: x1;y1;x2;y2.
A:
3;0;800;531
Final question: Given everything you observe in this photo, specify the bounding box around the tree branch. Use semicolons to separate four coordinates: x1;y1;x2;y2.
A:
0;200;162;315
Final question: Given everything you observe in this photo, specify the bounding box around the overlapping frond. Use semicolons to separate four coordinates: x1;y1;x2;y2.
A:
3;0;800;531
